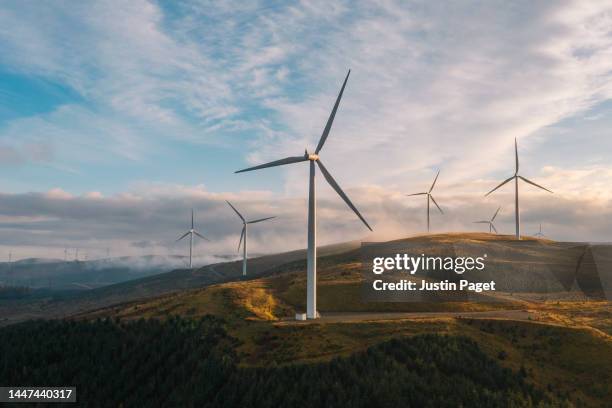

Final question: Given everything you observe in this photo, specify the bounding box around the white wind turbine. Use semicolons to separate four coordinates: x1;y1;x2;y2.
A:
235;70;372;320
176;209;209;269
485;138;552;240
474;206;501;234
226;201;275;276
407;170;444;232
534;223;545;238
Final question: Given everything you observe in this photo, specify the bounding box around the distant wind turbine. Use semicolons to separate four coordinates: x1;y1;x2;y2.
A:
407;170;444;232
8;252;12;285
485;138;552;240
474;206;501;234
534;223;545;238
176;209;209;269
235;70;372;319
226;201;275;276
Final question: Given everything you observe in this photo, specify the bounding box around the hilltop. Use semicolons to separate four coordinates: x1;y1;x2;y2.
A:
5;232;610;327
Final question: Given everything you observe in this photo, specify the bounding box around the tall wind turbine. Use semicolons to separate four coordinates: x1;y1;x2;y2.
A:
485;138;552;240
226;201;275;277
235;70;372;319
407;170;444;232
474;206;501;234
534;223;545;238
176;209;209;269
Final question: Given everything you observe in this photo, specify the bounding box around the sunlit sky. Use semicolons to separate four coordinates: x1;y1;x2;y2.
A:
1;0;612;260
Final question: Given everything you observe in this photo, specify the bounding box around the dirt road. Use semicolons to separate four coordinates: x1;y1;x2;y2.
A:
281;309;535;324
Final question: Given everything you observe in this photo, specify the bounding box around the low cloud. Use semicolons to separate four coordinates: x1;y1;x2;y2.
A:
0;178;611;261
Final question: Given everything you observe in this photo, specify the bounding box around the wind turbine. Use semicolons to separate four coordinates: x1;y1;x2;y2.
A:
8;252;12;286
485;138;552;240
226;201;275;277
534;223;545;238
474;206;501;234
176;209;209;269
235;70;372;319
407;170;443;232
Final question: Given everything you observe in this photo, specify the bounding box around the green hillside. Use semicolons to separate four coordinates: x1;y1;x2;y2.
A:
0;317;572;407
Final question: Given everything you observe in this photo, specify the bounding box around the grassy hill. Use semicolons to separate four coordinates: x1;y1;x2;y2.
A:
0;240;359;326
82;232;611;323
74;233;612;406
3;233;611;406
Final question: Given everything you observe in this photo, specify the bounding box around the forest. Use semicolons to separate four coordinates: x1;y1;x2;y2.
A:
0;316;568;407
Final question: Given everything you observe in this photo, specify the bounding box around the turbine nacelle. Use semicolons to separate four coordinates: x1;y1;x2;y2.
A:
306;153;320;161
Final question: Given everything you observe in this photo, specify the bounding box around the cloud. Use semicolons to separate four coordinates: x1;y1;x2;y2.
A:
1;1;612;257
0;174;611;261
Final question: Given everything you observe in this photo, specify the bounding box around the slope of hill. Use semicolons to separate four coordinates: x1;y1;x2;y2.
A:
0;240;359;326
5;233;612;406
3;233;609;325
84;232;611;323
0;317;572;407
0;255;199;290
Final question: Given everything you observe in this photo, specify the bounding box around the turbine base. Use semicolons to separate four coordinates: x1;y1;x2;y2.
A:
296;311;320;320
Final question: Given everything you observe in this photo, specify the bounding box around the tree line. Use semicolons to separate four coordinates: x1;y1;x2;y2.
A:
0;316;568;407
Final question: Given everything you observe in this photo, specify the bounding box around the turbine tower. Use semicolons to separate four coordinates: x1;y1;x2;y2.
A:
226;201;275;276
235;70;372;319
176;209;209;269
407;170;444;232
8;252;12;286
485;138;552;240
474;206;501;234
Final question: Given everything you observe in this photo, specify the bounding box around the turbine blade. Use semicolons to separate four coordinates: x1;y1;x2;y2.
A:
491;206;501;221
491;224;498;234
176;231;190;242
407;192;428;196
226;200;245;222
430;195;443;214
235;155;308;173
191;208;194;229
429;170;440;193
515;138;519;175
485;176;514;196
316;159;372;231
315;70;350;154
473;221;490;224
247;216;276;224
238;226;245;252
518;176;553;193
193;231;210;241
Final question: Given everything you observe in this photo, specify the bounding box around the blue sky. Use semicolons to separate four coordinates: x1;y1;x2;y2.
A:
1;0;612;260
